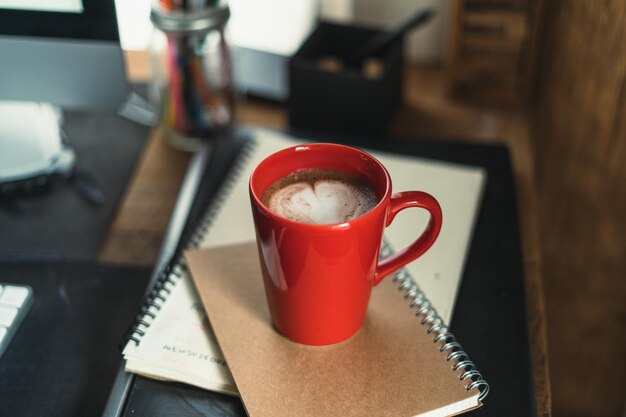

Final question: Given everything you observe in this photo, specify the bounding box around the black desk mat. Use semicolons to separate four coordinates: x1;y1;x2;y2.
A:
0;110;149;260
0;261;151;417
120;131;537;417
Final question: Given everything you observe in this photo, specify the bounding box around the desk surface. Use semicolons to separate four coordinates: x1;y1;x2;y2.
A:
0;261;151;417
102;56;551;417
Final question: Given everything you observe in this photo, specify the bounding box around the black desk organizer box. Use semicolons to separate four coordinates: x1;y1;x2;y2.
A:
288;21;403;136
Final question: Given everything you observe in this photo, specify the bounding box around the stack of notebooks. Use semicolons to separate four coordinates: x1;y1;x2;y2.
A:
122;129;489;417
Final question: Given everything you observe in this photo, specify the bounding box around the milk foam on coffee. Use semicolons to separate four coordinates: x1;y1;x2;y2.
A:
262;169;378;225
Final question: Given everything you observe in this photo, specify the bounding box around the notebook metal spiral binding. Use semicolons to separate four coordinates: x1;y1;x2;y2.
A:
380;240;490;402
124;138;258;348
184;139;258;253
125;262;185;346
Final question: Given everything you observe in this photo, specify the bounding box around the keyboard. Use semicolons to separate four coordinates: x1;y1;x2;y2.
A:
0;283;33;359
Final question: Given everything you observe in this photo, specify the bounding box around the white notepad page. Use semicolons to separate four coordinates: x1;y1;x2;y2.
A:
203;128;486;323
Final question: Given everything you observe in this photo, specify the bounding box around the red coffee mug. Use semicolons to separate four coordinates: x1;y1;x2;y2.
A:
249;143;442;346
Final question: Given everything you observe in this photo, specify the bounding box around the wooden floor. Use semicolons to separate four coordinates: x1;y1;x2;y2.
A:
100;61;551;416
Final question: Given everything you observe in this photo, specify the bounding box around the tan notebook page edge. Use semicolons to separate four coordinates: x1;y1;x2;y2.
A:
186;242;480;417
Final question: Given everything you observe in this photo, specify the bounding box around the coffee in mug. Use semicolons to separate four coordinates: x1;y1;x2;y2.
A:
249;143;443;345
261;168;378;225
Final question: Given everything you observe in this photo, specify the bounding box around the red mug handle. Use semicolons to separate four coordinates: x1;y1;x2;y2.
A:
373;191;443;286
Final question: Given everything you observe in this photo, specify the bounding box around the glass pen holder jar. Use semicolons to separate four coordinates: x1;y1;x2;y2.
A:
149;4;235;151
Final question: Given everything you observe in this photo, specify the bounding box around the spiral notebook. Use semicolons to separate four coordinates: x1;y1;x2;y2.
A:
122;128;488;404
186;241;484;417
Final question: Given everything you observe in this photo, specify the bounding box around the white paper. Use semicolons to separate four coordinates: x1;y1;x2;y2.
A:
123;273;236;395
202;128;485;323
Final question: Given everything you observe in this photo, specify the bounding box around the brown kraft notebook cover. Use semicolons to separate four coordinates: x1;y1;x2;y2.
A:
186;242;481;417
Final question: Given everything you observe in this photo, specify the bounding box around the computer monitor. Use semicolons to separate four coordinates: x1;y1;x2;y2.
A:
0;0;128;188
0;0;127;109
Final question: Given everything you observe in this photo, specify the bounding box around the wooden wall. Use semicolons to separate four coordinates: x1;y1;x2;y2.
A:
533;1;626;416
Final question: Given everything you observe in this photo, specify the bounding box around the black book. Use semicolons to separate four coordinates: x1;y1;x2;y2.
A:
109;128;535;417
